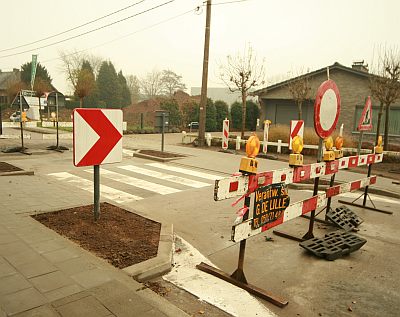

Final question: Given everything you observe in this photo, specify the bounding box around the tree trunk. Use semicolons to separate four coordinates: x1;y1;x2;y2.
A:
241;92;246;138
375;102;384;145
297;101;303;120
383;103;390;151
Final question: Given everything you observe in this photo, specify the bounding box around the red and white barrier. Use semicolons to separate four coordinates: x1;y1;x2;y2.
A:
214;153;383;201
222;119;229;150
231;176;377;242
289;120;304;150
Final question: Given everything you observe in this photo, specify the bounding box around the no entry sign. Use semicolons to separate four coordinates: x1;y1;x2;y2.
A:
73;108;123;167
314;80;341;138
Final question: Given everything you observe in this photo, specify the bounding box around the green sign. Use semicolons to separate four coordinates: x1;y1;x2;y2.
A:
31;54;38;90
252;183;290;230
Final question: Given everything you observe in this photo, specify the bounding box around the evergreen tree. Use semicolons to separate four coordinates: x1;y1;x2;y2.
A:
97;61;120;108
118;70;131;107
230;101;242;129
20;62;52;86
214;100;230;131
160;99;182;128
205;98;217;132
245;100;260;131
75;60;96;108
182;101;199;126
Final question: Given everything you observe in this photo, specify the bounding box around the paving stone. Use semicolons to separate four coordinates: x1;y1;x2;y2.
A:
17;258;58;278
13;304;60;317
29;271;75;293
5;249;42;267
44;284;84;302
51;291;91;308
71;268;113;289
42;248;80;263
55;256;98;276
55;295;111;317
0;257;17;278
141;309;168;317
31;239;68;254
0;241;31;257
0;232;19;244
0;272;32;295
101;291;154;317
0;287;47;316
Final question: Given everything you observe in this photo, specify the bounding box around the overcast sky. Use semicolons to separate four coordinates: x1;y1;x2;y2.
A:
1;0;399;95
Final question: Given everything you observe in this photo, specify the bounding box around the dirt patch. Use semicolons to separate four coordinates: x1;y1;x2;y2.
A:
139;149;185;159
32;202;161;269
0;162;22;172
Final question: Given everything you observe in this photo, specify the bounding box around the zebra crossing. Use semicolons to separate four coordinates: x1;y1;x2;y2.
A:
47;163;224;204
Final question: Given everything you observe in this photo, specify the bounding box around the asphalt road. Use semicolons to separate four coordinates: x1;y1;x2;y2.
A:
1;132;399;317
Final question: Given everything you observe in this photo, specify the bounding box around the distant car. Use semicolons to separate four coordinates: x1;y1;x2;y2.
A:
9;111;21;122
188;122;199;131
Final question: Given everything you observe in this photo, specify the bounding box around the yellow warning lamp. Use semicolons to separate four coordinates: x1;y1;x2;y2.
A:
334;136;344;159
239;134;260;175
21;111;27;123
323;136;336;161
289;135;304;166
375;135;383;154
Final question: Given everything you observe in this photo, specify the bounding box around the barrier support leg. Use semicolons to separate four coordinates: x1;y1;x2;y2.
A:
196;196;288;308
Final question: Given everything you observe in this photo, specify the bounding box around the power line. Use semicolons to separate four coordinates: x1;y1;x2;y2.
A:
0;0;147;53
42;7;198;64
0;0;175;59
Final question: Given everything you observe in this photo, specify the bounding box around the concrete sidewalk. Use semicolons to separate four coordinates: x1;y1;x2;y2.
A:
0;174;188;317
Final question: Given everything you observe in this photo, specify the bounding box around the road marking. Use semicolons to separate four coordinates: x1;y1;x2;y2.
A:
85;169;181;195
118;165;211;188
163;236;277;317
48;172;142;204
146;162;224;180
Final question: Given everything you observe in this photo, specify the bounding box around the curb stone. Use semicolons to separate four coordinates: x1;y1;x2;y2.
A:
123;223;174;282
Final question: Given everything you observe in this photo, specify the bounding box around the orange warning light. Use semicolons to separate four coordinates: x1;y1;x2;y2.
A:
335;136;343;150
246;134;260;158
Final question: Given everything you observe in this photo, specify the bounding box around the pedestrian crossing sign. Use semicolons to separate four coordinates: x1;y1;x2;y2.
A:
357;96;373;131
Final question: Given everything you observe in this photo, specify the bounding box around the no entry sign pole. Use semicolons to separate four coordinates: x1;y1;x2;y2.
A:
94;165;100;220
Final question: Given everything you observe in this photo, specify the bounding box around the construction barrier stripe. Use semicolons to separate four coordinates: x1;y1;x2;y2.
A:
231;176;376;242
215;153;383;201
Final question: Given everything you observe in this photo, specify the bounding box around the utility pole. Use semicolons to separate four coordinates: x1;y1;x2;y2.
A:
198;0;212;146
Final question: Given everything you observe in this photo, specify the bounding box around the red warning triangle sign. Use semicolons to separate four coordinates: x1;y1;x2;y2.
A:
357;96;373;131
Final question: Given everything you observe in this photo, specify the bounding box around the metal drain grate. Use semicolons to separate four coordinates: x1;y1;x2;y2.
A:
326;205;363;231
300;231;367;261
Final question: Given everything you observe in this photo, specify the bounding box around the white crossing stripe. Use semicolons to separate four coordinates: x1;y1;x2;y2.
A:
48;172;143;204
123;149;136;156
146;162;224;180
118;165;210;188
85;169;181;195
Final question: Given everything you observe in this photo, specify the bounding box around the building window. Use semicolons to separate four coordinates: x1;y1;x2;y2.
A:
353;105;400;135
0;95;8;104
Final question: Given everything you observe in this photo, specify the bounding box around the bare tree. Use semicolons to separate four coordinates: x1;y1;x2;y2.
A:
59;50;102;93
286;68;311;120
219;44;265;138
161;69;186;96
33;77;51;123
75;67;96;108
140;70;164;99
126;75;141;103
370;46;400;150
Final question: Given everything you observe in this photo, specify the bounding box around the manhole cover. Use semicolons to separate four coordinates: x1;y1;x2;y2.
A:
0;162;22;173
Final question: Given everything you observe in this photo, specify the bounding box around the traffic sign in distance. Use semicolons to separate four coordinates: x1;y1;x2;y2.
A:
357;96;373;131
314;80;341;138
73;108;123;167
289;120;304;150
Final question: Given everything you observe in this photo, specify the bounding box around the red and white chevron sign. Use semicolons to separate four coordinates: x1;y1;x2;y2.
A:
231;176;377;242
214;153;383;201
289;120;304;150
73;108;123;167
222;119;229;150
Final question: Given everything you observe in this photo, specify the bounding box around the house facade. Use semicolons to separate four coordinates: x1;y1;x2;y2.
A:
254;62;400;139
0;68;20;105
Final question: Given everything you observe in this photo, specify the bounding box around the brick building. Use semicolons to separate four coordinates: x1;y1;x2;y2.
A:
0;68;20;105
254;62;400;139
